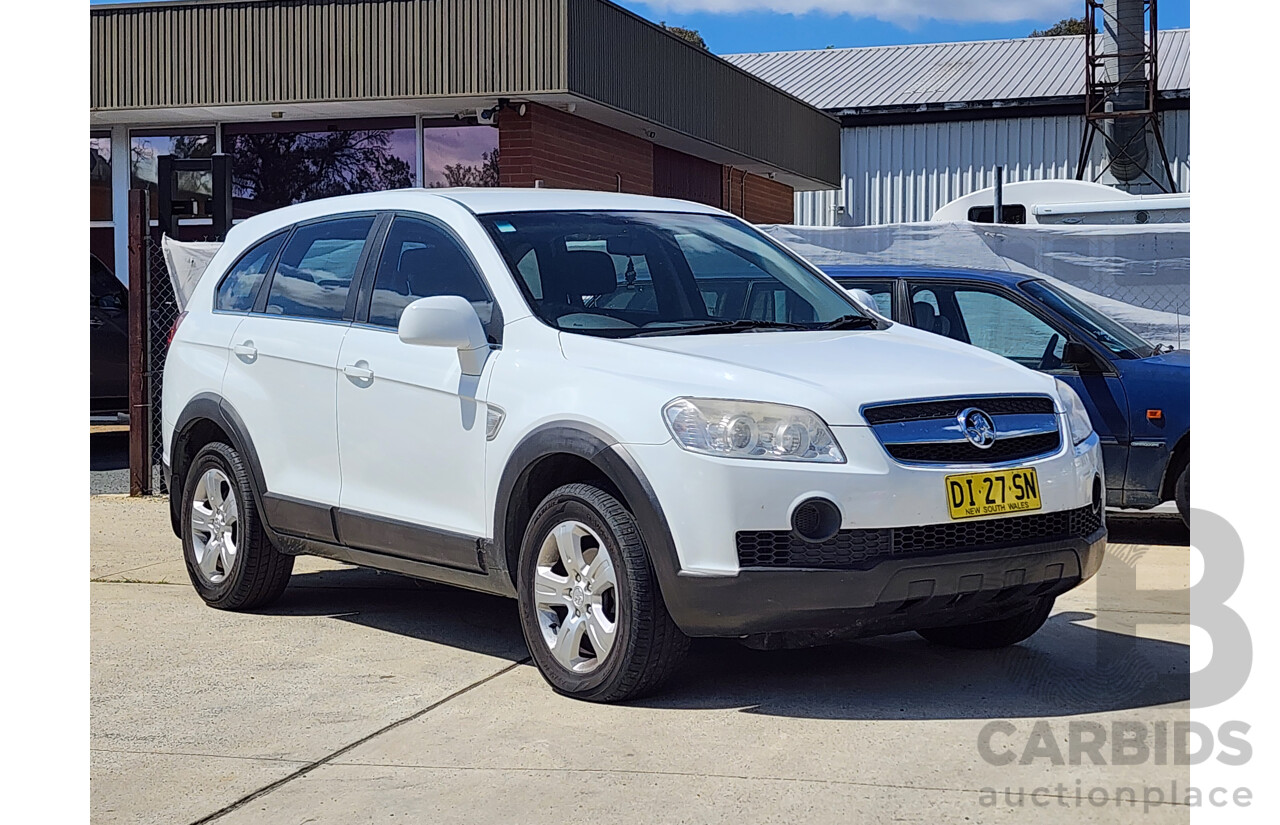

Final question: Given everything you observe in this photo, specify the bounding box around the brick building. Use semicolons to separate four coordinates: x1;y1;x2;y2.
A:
90;0;840;282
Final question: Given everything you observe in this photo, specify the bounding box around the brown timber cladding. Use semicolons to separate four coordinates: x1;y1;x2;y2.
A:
91;0;568;110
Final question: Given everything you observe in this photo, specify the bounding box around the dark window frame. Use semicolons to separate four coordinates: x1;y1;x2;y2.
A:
250;212;383;323
355;211;504;345
905;277;1118;376
212;229;290;314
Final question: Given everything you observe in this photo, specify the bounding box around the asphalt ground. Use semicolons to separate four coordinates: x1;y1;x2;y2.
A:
90;494;1190;824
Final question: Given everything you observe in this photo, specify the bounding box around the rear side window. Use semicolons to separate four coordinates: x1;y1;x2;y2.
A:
265;216;375;320
215;233;285;312
368;217;496;336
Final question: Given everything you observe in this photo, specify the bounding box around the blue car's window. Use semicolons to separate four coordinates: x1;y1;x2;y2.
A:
1024;280;1153;358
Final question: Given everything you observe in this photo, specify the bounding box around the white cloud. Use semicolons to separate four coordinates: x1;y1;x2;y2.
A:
639;1;1077;25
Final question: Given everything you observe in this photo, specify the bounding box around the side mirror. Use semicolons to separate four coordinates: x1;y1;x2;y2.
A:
398;295;490;376
1062;341;1100;370
844;287;879;314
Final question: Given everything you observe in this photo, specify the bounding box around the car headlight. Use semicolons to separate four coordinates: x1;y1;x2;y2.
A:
1056;380;1094;446
662;398;845;463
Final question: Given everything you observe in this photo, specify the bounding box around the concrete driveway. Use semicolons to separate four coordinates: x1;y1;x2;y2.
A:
91;495;1190;824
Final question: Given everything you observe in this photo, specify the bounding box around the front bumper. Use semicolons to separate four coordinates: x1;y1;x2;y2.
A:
660;526;1105;640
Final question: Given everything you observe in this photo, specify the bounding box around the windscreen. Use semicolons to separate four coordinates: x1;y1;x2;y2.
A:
478;211;870;337
1023;280;1154;358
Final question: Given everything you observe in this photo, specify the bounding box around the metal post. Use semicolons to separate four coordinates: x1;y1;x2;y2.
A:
127;189;152;496
993;166;1004;224
156;154;173;238
211;153;233;240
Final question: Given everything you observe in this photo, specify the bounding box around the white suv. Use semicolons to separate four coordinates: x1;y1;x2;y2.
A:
163;189;1105;702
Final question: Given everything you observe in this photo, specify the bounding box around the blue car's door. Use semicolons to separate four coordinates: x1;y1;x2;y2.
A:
902;279;1131;501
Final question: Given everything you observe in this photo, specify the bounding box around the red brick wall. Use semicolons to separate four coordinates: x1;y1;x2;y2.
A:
498;102;653;194
721;167;795;224
496;102;795;223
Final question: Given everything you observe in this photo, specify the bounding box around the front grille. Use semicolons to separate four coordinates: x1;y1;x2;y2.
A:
736;504;1102;570
863;396;1055;425
885;432;1061;464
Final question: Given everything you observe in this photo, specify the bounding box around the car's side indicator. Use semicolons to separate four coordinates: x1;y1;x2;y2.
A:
1147;409;1164;421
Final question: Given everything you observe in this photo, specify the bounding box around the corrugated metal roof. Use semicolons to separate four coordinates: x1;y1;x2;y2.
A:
724;29;1190;112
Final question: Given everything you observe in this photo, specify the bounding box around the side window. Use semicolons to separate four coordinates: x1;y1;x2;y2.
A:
368;217;496;335
265;216;374;320
215;233;285;312
844;281;892;316
953;288;1067;369
907;286;963;341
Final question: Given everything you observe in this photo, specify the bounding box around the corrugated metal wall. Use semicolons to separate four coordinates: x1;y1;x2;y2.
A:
565;0;840;187
91;0;568;110
794;109;1190;226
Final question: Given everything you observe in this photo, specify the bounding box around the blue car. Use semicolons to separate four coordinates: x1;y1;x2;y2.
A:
824;266;1190;522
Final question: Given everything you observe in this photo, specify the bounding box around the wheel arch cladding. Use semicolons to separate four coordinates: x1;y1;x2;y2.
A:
494;424;683;598
170;394;267;539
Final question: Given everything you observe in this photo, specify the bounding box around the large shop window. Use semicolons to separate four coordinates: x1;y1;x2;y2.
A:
90;132;112;222
224;118;417;218
422;122;499;188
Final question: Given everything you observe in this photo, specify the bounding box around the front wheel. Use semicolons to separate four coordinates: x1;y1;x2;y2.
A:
1175;465;1189;526
917;597;1054;649
516;483;689;702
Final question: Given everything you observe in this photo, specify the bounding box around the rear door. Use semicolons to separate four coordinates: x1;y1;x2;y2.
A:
221;214;378;531
334;214;502;568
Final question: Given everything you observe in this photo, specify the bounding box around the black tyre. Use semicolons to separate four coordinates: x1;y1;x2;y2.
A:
516;483;689;702
917;596;1054;649
1175;465;1190;526
181;442;293;610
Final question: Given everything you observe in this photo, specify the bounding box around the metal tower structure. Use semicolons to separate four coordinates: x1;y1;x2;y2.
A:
1075;0;1178;192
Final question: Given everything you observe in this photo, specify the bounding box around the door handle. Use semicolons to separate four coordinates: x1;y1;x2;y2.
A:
89;318;104;328
343;363;374;381
232;342;258;360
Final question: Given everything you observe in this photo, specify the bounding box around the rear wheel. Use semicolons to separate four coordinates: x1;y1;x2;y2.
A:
1175;465;1190;526
917;596;1054;649
181;442;293;610
516;483;688;702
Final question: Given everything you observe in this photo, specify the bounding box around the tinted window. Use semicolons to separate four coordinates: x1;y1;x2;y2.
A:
908;286;963;340
953;289;1067;368
368;217;495;335
216;233;286;312
967;205;1027;224
265;217;374;320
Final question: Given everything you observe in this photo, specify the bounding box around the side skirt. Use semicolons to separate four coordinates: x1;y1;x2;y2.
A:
271;531;516;599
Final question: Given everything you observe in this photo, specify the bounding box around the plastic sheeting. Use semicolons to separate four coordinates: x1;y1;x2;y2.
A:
161;235;222;311
760;221;1190;349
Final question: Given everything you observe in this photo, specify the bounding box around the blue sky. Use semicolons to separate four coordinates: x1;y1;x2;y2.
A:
619;1;1190;54
89;0;1191;55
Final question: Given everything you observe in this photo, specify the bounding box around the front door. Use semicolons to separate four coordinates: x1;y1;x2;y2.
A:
335;215;500;570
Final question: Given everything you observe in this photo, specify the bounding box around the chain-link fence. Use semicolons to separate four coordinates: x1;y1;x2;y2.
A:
146;233;181;494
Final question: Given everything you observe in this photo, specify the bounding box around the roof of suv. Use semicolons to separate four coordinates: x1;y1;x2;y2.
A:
226;188;727;243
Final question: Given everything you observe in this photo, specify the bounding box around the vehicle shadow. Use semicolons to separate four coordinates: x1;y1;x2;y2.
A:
267;568;1188;721
1106;512;1189;547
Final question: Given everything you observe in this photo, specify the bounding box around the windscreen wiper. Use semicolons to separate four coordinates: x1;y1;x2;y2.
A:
818;314;879;330
632;319;808;337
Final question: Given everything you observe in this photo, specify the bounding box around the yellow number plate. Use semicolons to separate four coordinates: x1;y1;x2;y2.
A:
945;468;1042;520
